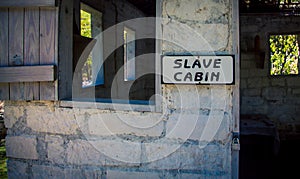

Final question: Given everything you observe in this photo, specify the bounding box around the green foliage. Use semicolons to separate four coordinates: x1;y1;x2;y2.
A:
80;10;92;38
270;34;299;75
0;140;7;179
280;0;300;3
80;10;93;83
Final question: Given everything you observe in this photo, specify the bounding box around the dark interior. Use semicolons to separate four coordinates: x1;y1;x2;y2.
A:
239;0;300;178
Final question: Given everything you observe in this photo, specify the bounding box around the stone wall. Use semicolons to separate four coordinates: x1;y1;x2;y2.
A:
240;14;300;137
4;0;236;178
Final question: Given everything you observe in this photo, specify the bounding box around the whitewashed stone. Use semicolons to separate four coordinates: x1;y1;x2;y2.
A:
45;135;65;164
6;136;38;160
66;139;141;166
26;106;79;135
107;170;160;179
4;105;24;128
82;112;164;137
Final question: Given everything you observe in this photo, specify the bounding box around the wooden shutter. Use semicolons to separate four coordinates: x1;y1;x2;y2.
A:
0;6;58;100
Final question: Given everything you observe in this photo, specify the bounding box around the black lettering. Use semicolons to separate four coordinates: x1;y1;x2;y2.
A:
203;59;212;68
184;59;191;68
211;72;220;81
174;72;182;81
192;59;201;68
194;72;203;81
184;72;193;81
213;59;221;68
174;59;182;68
205;72;209;81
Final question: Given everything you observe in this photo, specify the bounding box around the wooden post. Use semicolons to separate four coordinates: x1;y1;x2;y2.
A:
58;0;73;100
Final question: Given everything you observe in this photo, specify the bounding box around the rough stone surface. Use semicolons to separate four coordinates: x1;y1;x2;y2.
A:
66;139;141;166
107;170;161;179
45;135;65;164
80;111;165;137
162;0;231;52
143;142;230;172
3;105;24;128
7;160;29;179
26;106;79;135
6;136;38;160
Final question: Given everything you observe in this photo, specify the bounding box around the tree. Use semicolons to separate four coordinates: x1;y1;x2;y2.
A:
80;10;93;85
270;34;299;75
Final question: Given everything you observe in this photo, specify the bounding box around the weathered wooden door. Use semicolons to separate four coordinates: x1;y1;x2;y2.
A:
0;1;58;100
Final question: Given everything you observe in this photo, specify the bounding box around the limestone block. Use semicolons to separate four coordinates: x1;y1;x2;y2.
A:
287;78;300;87
164;85;231;111
144;141;229;172
162;0;230;52
106;170;160;179
4;105;24;129
6;136;38;160
162;22;229;52
32;165;64;179
247;77;269;88
163;0;229;23
292;88;300;95
66;139;106;166
242;96;264;106
248;69;267;78
243;88;262;96
66;139;141;166
45;135;65;164
7;160;29;179
271;78;286;87
26;106;79;135
262;87;286;100
166;113;207;141
79;111;164;137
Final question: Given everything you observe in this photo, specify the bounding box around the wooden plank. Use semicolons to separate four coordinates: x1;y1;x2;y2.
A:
0;65;55;82
24;8;40;100
40;7;57;100
9;8;25;100
0;8;9;100
58;0;73;100
0;0;57;7
0;65;56;83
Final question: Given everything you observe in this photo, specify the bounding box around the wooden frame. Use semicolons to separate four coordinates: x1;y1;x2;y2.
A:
0;65;56;83
0;0;57;7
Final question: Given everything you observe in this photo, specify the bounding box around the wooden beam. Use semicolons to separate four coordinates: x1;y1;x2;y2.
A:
0;0;57;7
0;65;56;83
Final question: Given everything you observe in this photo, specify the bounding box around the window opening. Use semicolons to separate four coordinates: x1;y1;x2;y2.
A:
269;34;299;75
80;3;104;87
71;0;158;108
124;27;136;81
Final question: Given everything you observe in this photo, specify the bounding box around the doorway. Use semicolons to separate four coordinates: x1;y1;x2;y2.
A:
239;0;300;178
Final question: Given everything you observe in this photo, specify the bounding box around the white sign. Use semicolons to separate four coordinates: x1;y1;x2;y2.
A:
162;56;234;84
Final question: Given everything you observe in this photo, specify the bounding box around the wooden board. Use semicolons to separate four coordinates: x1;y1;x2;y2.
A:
40;7;57;100
0;0;57;7
9;8;25;100
0;65;56;83
24;8;40;100
0;7;59;101
0;8;9;100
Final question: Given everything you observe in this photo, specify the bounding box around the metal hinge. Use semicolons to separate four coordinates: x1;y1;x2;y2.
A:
232;132;240;151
